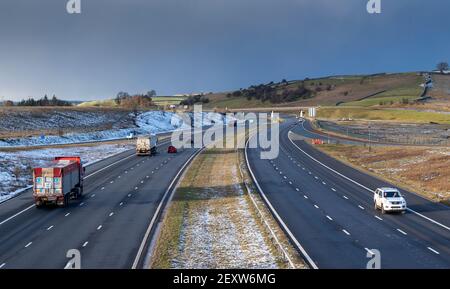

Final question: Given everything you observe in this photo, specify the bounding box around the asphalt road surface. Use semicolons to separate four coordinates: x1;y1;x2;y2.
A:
246;116;450;268
0;138;200;269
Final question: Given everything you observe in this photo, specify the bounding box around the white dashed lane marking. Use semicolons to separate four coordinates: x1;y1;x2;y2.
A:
109;212;114;217
326;215;333;221
25;242;32;248
397;229;407;235
47;225;54;231
331;188;336;192
82;242;89;247
65;213;70;217
428;247;440;255
97;225;102;230
375;216;383;221
0;263;5;268
343;196;349;200
342;230;351;236
358;205;365;210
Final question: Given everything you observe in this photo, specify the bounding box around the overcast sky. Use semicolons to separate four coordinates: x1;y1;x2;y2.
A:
0;0;449;100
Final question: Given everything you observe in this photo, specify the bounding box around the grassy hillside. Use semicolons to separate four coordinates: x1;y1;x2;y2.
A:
430;74;450;100
204;73;424;109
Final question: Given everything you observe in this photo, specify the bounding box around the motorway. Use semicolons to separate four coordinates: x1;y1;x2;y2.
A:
246;116;450;268
0;137;201;269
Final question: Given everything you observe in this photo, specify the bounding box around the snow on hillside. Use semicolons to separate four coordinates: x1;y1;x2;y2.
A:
0;144;133;203
0;111;234;148
0;109;134;133
0;110;236;202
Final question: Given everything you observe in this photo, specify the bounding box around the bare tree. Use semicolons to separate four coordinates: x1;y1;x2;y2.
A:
437;62;449;74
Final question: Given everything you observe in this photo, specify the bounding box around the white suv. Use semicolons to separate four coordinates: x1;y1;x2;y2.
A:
374;187;407;214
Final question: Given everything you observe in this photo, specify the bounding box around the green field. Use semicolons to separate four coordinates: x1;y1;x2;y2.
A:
78;96;185;107
342;86;423;107
317;107;450;124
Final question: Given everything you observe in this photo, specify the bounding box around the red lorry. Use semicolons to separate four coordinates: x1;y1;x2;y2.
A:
32;157;85;207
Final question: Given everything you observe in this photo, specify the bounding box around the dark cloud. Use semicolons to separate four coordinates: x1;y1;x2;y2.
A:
0;0;449;100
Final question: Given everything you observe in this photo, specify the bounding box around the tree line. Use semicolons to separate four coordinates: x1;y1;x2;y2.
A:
226;80;313;104
3;95;73;106
114;90;156;108
180;94;210;106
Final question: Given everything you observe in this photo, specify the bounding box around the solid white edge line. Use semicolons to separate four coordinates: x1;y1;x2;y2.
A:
244;135;318;269
288;130;450;232
0;204;35;226
131;147;205;269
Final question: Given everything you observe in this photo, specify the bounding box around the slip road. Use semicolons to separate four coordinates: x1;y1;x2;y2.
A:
246;116;450;268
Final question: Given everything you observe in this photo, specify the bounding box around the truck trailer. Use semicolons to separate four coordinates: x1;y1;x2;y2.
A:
32;157;84;207
136;135;157;156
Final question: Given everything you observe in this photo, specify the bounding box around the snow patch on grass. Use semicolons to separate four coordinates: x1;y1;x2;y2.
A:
0;144;133;203
170;152;278;269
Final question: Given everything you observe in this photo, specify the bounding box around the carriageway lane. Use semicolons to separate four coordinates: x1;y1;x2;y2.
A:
0;140;198;268
246;118;450;268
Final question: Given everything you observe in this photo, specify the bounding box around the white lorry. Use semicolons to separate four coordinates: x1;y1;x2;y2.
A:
136;135;157;156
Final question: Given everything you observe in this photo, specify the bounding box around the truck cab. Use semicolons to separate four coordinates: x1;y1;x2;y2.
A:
374;187;407;214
